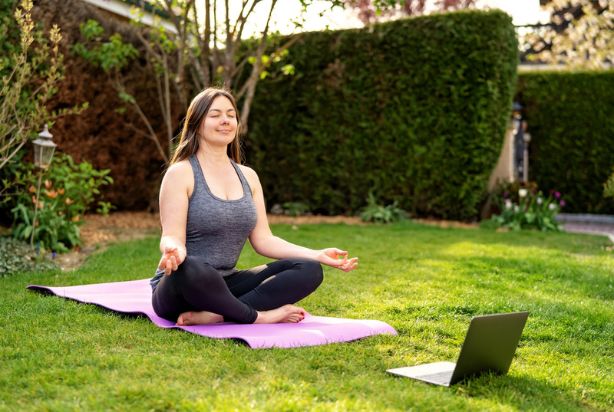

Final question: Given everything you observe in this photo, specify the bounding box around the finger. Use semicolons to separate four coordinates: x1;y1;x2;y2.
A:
334;249;348;258
159;255;171;270
172;248;182;259
321;255;341;267
170;255;178;271
341;257;357;266
165;259;173;276
341;258;358;272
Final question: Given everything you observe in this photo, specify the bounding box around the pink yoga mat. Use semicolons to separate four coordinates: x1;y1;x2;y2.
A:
27;279;397;349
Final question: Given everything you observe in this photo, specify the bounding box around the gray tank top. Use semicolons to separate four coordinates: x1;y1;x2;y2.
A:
150;155;257;290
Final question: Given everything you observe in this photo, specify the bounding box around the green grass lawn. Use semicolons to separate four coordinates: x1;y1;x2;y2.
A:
1;222;613;411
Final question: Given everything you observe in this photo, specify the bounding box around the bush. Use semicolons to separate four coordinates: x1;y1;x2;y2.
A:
517;70;614;214
247;10;518;220
0;0;78;173
360;192;408;224
281;202;310;217
9;152;113;252
0;236;57;276
604;169;614;200
489;182;564;232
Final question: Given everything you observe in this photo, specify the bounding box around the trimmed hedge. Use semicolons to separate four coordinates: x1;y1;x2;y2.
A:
246;10;518;220
517;71;614;214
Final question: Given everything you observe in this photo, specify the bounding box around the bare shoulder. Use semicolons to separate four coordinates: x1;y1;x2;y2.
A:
165;160;192;179
238;164;261;192
162;160;194;192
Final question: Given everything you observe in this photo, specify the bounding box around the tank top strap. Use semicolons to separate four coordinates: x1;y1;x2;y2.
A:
230;160;252;198
189;155;205;193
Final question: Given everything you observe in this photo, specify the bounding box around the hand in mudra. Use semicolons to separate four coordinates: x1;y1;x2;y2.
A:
318;248;358;272
158;246;186;276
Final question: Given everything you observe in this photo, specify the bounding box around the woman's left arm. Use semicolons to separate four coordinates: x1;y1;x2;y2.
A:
244;167;358;272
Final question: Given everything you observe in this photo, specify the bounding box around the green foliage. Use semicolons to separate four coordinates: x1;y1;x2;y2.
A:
10;153;113;252
603;168;614;200
0;0;71;172
517;70;614;214
281;202;310;217
72;19;138;72
0;236;57;276
0;0;20;76
492;183;565;232
359;192;407;223
247;10;518;220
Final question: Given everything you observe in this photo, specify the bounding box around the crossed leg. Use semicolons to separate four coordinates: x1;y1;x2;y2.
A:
152;257;323;325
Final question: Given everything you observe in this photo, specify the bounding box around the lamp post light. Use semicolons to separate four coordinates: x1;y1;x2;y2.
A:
30;124;56;247
33;124;56;169
512;102;528;182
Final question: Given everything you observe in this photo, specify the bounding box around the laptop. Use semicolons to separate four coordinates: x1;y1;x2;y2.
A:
387;311;529;386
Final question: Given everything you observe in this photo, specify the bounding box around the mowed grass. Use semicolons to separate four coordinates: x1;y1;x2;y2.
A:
1;222;613;411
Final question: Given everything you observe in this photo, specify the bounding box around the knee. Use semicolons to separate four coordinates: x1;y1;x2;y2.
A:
298;259;324;290
175;256;219;284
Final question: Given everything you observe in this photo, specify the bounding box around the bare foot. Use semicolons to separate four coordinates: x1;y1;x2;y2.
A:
255;305;306;324
177;311;224;326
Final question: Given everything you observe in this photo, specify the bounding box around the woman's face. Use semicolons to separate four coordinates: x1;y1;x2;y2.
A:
200;96;238;147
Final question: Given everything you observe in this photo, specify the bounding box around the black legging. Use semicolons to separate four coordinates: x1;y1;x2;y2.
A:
152;256;324;324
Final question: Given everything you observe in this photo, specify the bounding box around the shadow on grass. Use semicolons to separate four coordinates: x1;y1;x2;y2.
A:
461;373;592;411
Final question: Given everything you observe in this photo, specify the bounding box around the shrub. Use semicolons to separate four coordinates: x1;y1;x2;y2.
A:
0;236;57;276
604;169;614;200
0;0;84;173
360;192;408;224
9;152;113;252
281;202;310;217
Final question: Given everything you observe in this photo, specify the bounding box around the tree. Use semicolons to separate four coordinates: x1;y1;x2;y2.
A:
343;0;476;25
136;0;331;134
75;0;332;162
520;0;613;68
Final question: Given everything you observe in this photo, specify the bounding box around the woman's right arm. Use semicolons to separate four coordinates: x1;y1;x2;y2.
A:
158;161;192;275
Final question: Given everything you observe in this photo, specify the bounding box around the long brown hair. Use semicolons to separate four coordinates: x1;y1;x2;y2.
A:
169;88;242;165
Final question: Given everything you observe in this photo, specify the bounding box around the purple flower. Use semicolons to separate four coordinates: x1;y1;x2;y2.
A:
503;191;509;199
559;200;566;207
554;191;561;199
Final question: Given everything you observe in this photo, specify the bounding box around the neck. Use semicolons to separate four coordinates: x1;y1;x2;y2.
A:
198;141;231;165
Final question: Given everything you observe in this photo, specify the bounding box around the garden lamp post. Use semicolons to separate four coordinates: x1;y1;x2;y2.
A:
30;124;56;247
512;102;525;182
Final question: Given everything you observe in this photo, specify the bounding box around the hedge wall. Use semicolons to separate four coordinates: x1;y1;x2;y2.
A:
517;71;614;214
246;10;518;220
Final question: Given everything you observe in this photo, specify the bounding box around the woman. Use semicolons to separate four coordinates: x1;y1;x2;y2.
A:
151;88;358;326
